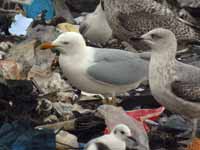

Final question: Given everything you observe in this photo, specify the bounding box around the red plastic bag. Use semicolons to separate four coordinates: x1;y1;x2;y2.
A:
104;107;165;133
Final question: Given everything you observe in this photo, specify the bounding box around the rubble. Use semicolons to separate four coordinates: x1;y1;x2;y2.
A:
0;0;200;150
56;130;79;150
0;60;20;79
66;0;100;13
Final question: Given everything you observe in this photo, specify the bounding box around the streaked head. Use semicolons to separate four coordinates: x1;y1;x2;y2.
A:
111;124;132;141
132;28;177;53
40;32;86;55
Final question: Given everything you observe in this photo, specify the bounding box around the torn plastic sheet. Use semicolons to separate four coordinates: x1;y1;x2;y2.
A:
9;14;33;36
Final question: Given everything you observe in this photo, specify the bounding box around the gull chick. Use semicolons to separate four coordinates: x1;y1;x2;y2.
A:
136;28;200;142
41;32;148;104
85;124;134;150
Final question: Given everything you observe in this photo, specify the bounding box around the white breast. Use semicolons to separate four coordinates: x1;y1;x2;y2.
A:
58;48;140;96
87;134;126;150
58;50;114;95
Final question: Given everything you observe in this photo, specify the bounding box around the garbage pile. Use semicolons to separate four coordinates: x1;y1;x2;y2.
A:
0;0;200;150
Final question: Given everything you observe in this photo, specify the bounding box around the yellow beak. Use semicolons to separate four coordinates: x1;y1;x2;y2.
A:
40;42;56;49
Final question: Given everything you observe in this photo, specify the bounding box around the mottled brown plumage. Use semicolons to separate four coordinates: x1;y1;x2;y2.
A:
140;28;200;141
171;81;200;102
103;0;200;50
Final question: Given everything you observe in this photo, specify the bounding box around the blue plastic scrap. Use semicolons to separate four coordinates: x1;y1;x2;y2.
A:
0;121;56;150
23;0;55;20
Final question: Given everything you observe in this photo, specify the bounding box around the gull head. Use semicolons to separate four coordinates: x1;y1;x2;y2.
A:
132;28;177;53
111;124;132;141
40;32;86;55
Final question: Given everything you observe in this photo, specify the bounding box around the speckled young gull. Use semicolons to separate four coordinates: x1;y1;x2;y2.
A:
137;28;200;141
41;32;148;103
79;1;112;44
85;124;133;150
102;0;200;50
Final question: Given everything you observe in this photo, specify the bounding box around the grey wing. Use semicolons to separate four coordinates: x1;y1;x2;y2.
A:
176;61;200;84
87;50;148;85
170;61;200;102
79;22;89;35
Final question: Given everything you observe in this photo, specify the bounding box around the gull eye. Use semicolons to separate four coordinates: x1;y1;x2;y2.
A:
151;34;161;40
63;41;69;45
120;131;125;135
101;0;105;11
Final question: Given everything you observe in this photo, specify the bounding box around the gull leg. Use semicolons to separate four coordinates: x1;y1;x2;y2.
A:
108;92;119;105
179;119;199;148
102;93;117;105
187;119;200;150
191;119;198;138
110;95;117;105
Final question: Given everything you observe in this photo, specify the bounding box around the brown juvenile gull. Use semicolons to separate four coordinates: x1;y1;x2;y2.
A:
40;32;148;104
102;0;200;50
134;28;200;143
85;124;134;150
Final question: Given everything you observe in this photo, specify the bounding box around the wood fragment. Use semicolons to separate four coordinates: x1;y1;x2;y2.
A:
36;119;76;130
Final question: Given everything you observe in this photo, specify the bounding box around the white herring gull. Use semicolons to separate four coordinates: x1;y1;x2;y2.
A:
41;32;148;104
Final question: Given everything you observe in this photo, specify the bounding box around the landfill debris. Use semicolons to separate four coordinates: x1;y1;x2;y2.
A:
0;1;200;150
159;115;192;135
126;107;165;131
22;0;54;20
0;79;39;116
28;70;70;94
26;25;58;42
0;15;15;35
53;0;75;24
56;130;79;150
7;40;36;77
0;121;55;150
57;23;79;33
0;60;20;80
0;0;23;15
187;138;200;150
11;0;33;5
104;107;165;133
9;14;33;36
66;0;100;13
0;42;13;52
75;16;85;25
0;51;5;59
70;112;106;143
